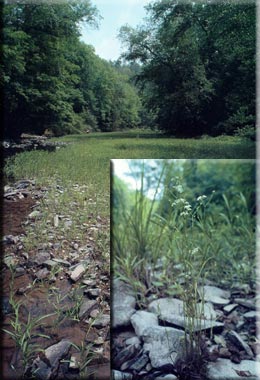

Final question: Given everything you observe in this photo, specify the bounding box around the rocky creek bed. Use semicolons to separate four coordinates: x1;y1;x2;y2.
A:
112;278;259;380
1;179;110;380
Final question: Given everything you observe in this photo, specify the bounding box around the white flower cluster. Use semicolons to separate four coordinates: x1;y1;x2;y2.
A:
197;195;207;202
172;198;192;217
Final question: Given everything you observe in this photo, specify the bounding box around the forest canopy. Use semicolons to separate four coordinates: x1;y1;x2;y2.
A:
2;0;141;139
119;0;256;138
1;0;256;139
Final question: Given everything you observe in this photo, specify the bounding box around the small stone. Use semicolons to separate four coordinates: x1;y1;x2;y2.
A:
94;336;105;345
226;331;254;358
21;252;29;260
52;258;71;267
112;370;133;380
125;337;141;348
90;309;99;318
30;339;71;379
82;279;96;286
28;210;41;219
234;298;255;310
200;285;230;306
16;284;32;295
15;267;26;277
69;264;86;282
33;251;51;266
84;288;100;297
43;260;58;269
69;354;80;371
35;268;50;281
155;375;178;380
3;255;17;267
243;311;257;321
79;300;98;319
3;235;20;245
224;304;238;314
92;314;110;328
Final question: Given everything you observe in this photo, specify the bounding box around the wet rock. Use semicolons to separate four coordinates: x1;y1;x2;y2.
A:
31;339;71;380
79;299;98;319
112;279;136;328
226;331;254;358
112;370;133;380
69;263;86;282
92;314;110;328
148;298;223;332
142;325;185;368
131;310;158;337
207;358;258;380
200;285;230;306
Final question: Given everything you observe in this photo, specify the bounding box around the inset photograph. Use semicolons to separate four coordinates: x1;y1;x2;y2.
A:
111;159;257;380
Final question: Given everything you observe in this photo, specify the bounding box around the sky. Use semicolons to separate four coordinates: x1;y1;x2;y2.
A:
112;159;164;199
80;0;151;61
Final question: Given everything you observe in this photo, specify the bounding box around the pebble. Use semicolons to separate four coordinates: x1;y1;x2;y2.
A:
69;264;86;282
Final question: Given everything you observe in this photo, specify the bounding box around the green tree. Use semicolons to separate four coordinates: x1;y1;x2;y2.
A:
2;1;98;139
119;0;256;137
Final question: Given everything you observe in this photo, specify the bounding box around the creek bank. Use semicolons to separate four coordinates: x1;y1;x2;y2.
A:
2;179;110;380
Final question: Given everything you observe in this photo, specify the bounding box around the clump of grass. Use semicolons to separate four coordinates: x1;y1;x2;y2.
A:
113;159;255;377
2;267;53;375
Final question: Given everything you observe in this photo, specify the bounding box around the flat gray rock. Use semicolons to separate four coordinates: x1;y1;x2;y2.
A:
79;299;98;319
142;325;185;368
92;314;110;328
112;370;133;380
234;298;255;310
148;298;223;332
112;279;136;328
200;285;230;306
131;310;158;337
31;339;71;380
207;358;259;380
226;330;254;358
69;264;86;282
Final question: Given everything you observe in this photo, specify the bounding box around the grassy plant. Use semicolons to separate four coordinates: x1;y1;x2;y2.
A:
112;160;255;377
3;268;53;374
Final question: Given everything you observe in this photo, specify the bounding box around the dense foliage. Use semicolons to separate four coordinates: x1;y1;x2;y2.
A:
119;0;256;138
2;1;141;139
113;160;255;287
